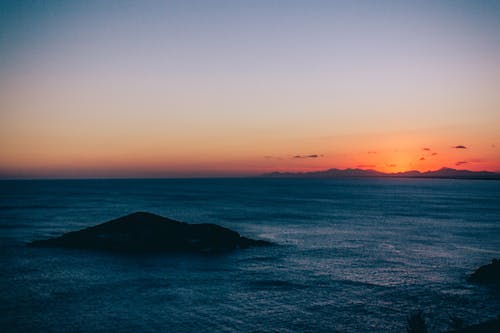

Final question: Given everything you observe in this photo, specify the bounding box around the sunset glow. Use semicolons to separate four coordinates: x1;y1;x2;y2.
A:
1;1;499;178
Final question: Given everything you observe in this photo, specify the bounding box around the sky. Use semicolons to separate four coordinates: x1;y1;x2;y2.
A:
1;0;499;178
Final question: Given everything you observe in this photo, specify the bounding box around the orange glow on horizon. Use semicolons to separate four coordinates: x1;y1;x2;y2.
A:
1;129;499;178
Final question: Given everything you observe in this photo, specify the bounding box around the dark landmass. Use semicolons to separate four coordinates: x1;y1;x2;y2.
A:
29;212;272;253
444;315;500;333
432;259;500;332
407;311;500;333
468;259;500;287
407;310;428;333
262;167;500;180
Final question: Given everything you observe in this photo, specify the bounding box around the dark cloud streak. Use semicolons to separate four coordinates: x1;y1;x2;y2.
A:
293;154;322;159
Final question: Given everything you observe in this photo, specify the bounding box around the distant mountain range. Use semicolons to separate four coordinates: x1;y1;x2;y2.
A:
262;167;500;180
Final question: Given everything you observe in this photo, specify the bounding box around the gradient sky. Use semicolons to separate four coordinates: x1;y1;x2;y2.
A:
1;0;499;178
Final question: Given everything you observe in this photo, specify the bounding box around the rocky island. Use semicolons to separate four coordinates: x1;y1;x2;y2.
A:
29;212;271;253
468;259;500;287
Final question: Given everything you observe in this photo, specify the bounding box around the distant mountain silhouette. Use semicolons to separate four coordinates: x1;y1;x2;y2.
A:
29;212;271;253
262;167;500;180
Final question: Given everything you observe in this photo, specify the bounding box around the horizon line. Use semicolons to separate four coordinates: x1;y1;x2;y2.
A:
1;166;499;181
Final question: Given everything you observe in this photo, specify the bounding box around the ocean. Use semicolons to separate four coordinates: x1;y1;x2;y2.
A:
1;178;499;332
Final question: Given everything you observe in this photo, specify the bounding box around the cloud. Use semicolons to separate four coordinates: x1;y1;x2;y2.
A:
356;164;376;168
419;157;425;161
453;145;467;149
293;154;322;159
455;161;468;166
422;147;431;151
431;152;438;156
386;164;397;168
367;151;377;154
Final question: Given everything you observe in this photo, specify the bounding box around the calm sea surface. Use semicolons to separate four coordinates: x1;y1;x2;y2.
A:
1;178;499;332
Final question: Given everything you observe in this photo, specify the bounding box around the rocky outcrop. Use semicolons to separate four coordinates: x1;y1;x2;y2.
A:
444;315;500;333
29;212;272;253
468;259;500;287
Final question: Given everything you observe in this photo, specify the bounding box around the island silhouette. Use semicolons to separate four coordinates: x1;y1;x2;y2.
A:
468;259;500;288
262;167;500;180
29;212;271;253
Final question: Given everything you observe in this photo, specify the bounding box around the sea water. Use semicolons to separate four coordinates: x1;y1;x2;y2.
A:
1;178;499;332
